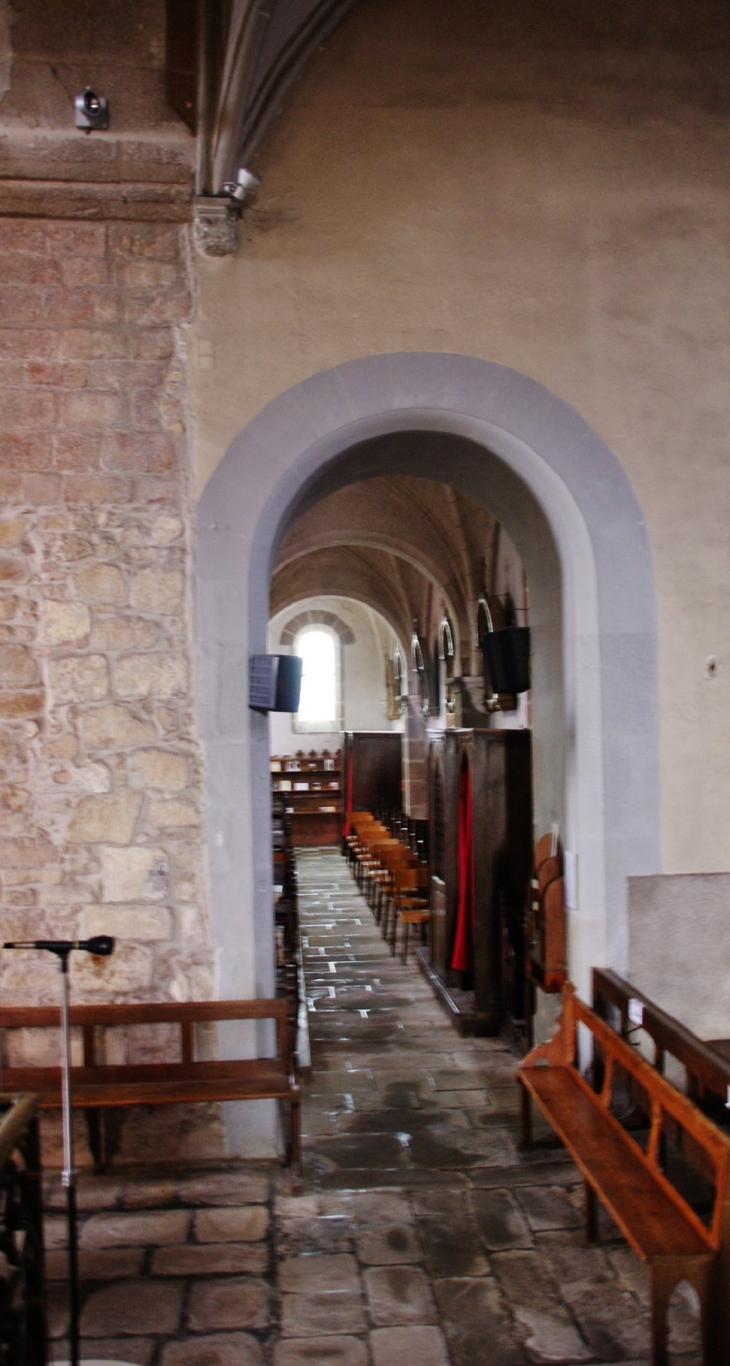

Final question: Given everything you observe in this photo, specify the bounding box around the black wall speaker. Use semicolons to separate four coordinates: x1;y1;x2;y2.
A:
249;654;303;713
480;627;531;695
274;654;303;712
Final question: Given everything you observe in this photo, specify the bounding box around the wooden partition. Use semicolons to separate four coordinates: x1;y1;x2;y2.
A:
428;728;532;1034
343;731;403;816
429;731;460;974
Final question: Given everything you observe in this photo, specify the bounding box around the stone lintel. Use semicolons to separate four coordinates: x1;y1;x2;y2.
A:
0;179;193;221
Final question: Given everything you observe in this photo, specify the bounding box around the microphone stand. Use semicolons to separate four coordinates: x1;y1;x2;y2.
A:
3;938;114;1366
57;945;80;1366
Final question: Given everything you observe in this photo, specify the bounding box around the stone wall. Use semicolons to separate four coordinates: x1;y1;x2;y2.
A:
0;216;213;1008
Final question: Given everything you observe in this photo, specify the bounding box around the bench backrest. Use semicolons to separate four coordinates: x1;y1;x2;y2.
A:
531;983;730;1251
593;966;730;1108
0;998;292;1072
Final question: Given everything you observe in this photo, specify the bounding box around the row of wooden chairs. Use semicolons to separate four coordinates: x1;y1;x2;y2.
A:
344;812;431;962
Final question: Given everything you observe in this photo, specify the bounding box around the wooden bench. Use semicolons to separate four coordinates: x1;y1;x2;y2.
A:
593;967;730;1117
0;998;301;1176
518;982;730;1365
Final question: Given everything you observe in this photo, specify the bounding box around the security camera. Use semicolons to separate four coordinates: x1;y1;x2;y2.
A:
74;88;110;132
222;167;262;204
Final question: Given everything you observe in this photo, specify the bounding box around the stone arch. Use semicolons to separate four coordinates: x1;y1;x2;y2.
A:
279;608;355;648
197;352;659;1004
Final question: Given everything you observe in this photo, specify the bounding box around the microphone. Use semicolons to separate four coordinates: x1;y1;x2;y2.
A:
4;936;115;956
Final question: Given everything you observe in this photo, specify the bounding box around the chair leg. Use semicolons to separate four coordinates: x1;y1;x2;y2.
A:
585;1181;598;1243
519;1083;532;1150
648;1261;690;1366
401;921;410;964
290;1093;302;1180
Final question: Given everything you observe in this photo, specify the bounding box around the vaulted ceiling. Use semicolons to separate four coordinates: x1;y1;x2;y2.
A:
168;0;358;194
270;475;525;675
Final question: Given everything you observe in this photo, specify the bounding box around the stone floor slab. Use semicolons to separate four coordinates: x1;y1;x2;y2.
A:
278;1213;353;1255
159;1332;264;1365
369;1324;450;1366
74;1336;154;1363
278;1252;361;1293
194;1205;269;1243
355;1222;422;1265
176;1171;270;1206
563;1281;650;1361
324;1191;414;1224
81;1280;184;1336
45;1174;123;1212
186;1277;270;1332
515;1183;583;1232
79;1209;190;1248
364;1265;438;1326
46;1247;145;1281
121;1177;177;1209
471;1188;533;1251
413;1205;490;1279
434;1277;527;1366
492;1250;593;1362
152;1242;268;1275
279;1291;368;1338
272;1336;369;1366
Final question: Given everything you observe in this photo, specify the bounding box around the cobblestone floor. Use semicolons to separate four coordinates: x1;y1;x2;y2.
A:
45;846;702;1365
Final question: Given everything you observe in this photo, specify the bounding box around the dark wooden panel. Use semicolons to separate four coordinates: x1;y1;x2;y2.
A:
348;732;402;813
470;729;532;1033
427;728;532;1034
430;876;447;971
428;732;460;976
291;812;341;846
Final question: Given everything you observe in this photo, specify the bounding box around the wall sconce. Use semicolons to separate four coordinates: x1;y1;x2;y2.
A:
74;89;109;132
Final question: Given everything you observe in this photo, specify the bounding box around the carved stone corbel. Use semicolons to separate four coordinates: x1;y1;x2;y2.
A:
193;197;238;257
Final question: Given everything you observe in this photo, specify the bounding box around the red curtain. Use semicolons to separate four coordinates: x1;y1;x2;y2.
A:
342;748;353;838
450;756;475;972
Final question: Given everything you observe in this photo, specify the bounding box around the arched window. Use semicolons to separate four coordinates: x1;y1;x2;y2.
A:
294;626;340;731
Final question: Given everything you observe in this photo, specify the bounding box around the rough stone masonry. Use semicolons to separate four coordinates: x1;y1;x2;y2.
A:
0;217;214;1021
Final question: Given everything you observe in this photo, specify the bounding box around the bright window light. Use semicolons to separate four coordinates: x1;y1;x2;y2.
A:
296;629;337;724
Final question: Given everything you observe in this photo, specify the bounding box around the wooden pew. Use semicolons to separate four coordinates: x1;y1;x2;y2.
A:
518;982;730;1366
0;998;301;1176
593;967;730;1116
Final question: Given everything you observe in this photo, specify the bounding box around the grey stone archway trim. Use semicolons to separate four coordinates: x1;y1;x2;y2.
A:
279;608;355;647
197;352;660;1013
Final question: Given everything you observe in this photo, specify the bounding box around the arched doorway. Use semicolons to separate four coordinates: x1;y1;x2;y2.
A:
197;352;659;1010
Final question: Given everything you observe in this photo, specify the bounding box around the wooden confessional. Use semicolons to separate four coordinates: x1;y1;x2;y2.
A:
427;728;532;1035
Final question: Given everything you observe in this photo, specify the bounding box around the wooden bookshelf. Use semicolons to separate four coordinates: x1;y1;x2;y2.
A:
270;748;343;847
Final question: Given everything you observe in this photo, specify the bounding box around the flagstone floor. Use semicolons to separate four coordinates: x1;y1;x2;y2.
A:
46;846;702;1366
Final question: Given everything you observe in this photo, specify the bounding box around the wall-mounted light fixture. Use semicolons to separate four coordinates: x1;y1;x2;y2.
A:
223;167;262;205
438;616;457;714
411;622;430;717
74;88;109;132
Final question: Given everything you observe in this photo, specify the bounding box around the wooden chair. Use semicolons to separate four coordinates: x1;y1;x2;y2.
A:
386;865;430;959
373;843;419;924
